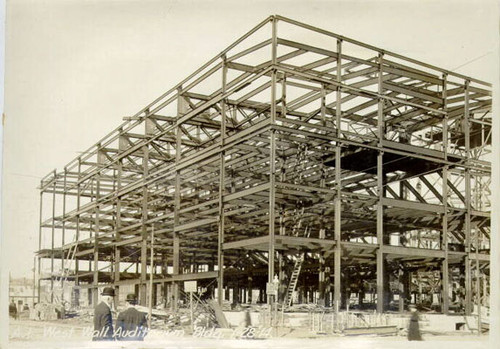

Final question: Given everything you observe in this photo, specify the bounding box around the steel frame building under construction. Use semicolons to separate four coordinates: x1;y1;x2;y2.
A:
37;16;492;316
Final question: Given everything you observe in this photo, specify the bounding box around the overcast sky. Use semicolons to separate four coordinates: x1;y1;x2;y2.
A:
1;0;497;280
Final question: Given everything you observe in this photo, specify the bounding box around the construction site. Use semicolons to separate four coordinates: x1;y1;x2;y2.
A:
31;15;491;339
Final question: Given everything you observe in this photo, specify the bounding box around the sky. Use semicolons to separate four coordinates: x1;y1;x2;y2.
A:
1;0;497;279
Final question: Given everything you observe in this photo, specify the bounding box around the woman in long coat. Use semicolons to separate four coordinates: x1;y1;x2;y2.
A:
408;305;422;341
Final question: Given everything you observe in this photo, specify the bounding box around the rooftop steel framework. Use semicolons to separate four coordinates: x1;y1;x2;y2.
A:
37;16;491;315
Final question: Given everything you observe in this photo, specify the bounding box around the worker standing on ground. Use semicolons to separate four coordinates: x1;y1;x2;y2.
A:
243;307;251;327
9;300;18;320
92;287;116;341
407;304;423;341
115;293;148;341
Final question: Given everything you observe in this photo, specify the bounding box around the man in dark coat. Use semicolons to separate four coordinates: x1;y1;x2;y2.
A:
9;300;18;320
407;304;423;341
115;293;148;341
93;287;115;341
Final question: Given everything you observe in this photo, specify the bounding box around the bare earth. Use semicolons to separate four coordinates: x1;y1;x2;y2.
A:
8;318;490;349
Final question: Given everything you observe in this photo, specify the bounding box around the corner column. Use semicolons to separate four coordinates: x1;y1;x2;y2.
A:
50;170;56;303
376;52;385;314
172;87;187;311
267;16;278;306
464;80;472;315
441;73;450;314
333;38;343;311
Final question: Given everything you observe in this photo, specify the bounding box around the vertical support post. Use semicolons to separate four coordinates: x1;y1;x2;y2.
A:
376;52;385;314
320;83;326;127
190;291;194;332
318;84;327;305
93;148;103;307
442;167;450;313
333;38;342;312
247;274;253;304
115;133;125;285
32;256;36;307
173;87;186;311
217;55;227;306
464;80;472;315
442;73;450;314
93;209;99;306
267;15;278;306
475;226;481;335
140;143;149;305
278;73;287;304
75;159;81;289
148;226;154;328
61;168;67;302
268;82;276;303
38;190;43;303
51;170;56;303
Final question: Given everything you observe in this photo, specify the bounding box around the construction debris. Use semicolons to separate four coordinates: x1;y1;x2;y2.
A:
207;299;230;328
30;302;65;321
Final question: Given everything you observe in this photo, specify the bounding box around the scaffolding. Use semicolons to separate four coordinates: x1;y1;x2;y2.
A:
36;16;491;316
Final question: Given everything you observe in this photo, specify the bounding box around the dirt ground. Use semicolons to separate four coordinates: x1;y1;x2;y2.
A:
8;318;490;349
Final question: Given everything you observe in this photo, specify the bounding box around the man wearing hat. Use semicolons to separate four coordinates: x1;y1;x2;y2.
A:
115;293;148;341
92;287;115;341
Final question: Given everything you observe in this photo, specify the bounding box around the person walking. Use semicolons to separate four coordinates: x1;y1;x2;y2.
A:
93;287;116;341
407;304;423;341
115;293;148;341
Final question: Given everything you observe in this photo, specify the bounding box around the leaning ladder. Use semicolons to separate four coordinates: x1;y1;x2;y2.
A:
60;242;78;283
283;226;310;308
284;255;304;307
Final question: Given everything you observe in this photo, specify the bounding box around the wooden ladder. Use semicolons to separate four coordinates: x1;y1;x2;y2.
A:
283;226;310;308
284;255;304;307
60;242;78;283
